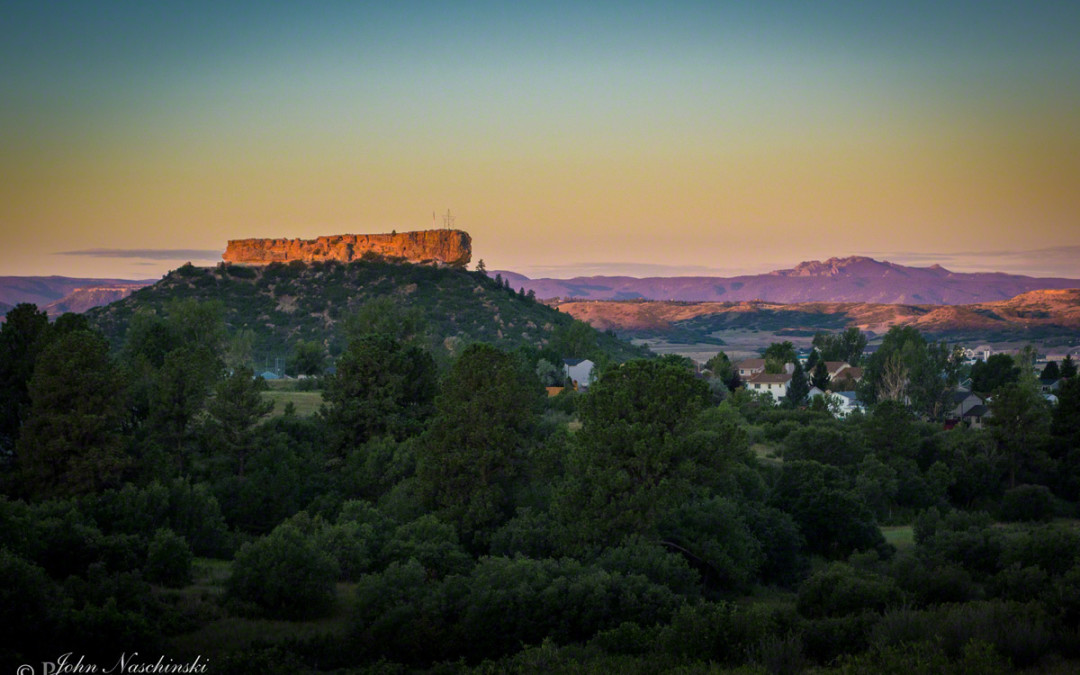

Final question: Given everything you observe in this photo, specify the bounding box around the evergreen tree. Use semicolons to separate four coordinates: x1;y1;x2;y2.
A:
0;304;51;456
324;334;437;451
150;346;219;475
787;360;810;407
554;359;713;548
1061;355;1077;379
988;380;1050;488
204;367;274;476
17;330;129;498
416;344;542;547
1041;360;1060;381
811;359;830;390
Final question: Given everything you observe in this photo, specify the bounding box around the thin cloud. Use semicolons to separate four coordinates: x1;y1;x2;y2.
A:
860;246;1080;278
514;261;754;278
57;248;222;261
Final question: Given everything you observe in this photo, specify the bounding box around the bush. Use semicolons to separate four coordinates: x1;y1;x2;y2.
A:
143;529;192;588
797;562;904;618
1000;484;1055;522
226;521;338;619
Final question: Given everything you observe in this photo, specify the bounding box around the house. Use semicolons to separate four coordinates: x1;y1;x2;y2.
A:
828;365;863;391
832;391;866;417
260;371;280;380
824;362;851;379
746;372;792;402
736;359;766;379
962;404;990;429
950;389;983;419
563;358;594;389
1041;379;1062;394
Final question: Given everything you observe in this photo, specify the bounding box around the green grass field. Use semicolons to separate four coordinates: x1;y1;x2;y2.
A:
880;525;914;551
262;390;324;417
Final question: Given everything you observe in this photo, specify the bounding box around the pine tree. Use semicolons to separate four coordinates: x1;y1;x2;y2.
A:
17;330;129;498
787;360;810;407
1061;355;1077;379
811;359;830;390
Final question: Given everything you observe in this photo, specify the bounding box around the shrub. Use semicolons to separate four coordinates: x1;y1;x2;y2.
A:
1000;484;1054;522
226;521;338;619
143;529;192;587
797;562;904;618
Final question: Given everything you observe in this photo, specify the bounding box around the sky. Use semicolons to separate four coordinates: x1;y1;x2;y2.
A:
2;1;1079;280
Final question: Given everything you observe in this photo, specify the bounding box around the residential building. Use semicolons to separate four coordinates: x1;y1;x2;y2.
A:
736;359;766;379
746;372;792;402
563;358;595;389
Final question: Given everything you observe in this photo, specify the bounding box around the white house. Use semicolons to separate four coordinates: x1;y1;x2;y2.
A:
563;358;595;389
832;391;865;417
746;372;792;402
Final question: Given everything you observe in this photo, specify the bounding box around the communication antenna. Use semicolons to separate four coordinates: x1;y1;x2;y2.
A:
442;209;455;230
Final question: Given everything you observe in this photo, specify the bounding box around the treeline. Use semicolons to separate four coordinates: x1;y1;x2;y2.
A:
2;302;1080;672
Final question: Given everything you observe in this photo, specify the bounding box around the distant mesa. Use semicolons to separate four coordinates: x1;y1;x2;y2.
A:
222;230;471;268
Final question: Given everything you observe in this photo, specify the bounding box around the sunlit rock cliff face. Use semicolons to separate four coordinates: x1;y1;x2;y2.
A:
223;230;472;267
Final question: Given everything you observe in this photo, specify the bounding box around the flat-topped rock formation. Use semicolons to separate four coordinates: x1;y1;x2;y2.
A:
223;230;471;267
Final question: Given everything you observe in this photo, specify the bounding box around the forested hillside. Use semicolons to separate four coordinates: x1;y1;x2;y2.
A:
87;260;648;367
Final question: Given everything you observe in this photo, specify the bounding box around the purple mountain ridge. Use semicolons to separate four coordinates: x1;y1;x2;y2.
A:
491;257;1080;305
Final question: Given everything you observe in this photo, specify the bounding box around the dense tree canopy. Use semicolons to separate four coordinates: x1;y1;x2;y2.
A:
812;327;867;365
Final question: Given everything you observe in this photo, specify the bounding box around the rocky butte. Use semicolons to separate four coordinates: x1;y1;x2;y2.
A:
222;230;471;268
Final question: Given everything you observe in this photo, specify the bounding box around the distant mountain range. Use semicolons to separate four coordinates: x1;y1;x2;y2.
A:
0;276;153;318
556;289;1080;342
493;257;1080;305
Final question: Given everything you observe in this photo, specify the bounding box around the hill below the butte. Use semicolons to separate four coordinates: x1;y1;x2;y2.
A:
495;256;1080;305
87;260;647;368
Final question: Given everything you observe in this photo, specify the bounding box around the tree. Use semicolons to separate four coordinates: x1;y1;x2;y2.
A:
416;344;542;545
813;328;867;365
1041;360;1060;381
859;326;960;418
1061;355;1077;379
475;259;486;274
16;330;129;498
786;360;809;407
286;340;325;377
971;354;1019;395
149;346;220;475
811;359;830;390
705;351;740;391
0;304;51;456
344;297;429;348
324;334;436;451
203;367;274;476
554;360;713;548
807;348;821;371
226;519;338;619
988;381;1050;488
763;341;796;373
550;320;598;359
